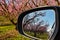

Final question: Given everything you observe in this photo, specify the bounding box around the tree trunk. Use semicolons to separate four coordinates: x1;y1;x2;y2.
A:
10;20;17;25
34;31;36;37
10;20;17;30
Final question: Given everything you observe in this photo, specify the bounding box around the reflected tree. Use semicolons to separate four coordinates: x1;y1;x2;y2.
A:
23;11;49;37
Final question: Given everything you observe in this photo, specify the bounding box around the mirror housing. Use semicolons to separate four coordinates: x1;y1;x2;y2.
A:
17;6;59;40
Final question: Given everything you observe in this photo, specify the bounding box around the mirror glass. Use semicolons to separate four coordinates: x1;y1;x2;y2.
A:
22;9;55;40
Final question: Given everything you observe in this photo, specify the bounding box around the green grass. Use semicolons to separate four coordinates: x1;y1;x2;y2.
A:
0;25;30;40
0;16;31;40
0;25;15;34
25;31;49;40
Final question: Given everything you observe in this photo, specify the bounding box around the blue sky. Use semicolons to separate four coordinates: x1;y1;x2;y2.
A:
23;9;55;31
38;10;55;31
39;10;55;27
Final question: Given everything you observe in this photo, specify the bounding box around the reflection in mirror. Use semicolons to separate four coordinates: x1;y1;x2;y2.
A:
22;9;55;40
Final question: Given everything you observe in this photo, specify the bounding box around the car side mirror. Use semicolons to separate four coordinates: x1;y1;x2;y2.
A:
17;6;59;40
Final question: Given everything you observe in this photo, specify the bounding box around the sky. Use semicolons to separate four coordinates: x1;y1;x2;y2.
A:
23;9;55;32
38;10;55;31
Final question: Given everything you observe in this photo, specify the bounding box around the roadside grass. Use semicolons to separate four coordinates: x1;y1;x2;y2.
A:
25;31;48;40
0;16;31;40
0;25;15;35
0;25;30;40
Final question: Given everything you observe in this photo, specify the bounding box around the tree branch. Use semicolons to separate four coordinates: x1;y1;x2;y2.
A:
23;12;45;27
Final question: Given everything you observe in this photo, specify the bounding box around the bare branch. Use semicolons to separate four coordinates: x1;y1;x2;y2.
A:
23;12;45;27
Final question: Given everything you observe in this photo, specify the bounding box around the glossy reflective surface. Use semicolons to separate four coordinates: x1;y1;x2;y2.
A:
22;9;55;40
